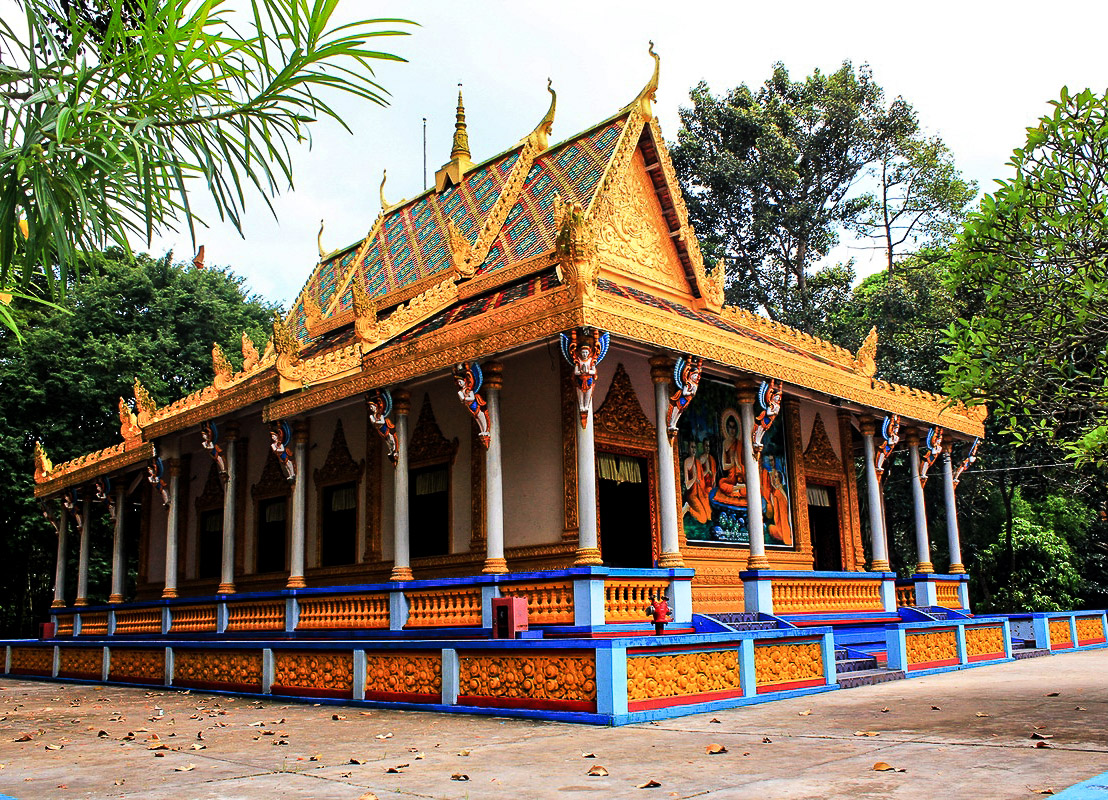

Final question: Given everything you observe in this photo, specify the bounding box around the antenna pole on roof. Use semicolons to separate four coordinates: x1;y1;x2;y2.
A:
422;116;427;191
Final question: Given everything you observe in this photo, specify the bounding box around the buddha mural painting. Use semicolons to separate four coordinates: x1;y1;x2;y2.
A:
677;380;794;548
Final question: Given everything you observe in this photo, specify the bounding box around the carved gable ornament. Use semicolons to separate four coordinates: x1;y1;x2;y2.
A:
595;363;654;444
195;461;225;511
313;419;364;487
804;413;841;474
408;393;459;467
252;450;292;499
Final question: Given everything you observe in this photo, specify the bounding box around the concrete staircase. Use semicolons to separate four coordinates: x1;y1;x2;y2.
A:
834;647;906;688
1011;638;1051;660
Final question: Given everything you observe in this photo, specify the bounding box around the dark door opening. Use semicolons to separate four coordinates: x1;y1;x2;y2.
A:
320;482;357;567
807;484;842;571
197;509;223;579
409;464;450;559
597;452;654;568
256;496;288;574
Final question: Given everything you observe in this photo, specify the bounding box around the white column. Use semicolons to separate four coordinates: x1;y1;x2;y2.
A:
51;503;69;608
110;486;126;603
739;382;768;570
162;460;181;598
390;390;413;581
942;453;965;574
651;357;683;568
861;420;891;571
907;432;934;573
574;387;602;566
218;427;238;595
75;495;91;605
482;362;508;574
286;422;309;589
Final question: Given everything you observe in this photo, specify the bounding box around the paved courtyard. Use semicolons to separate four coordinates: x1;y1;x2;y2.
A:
0;648;1105;799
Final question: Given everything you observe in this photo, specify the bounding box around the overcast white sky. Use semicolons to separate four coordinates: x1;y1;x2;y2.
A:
145;0;1108;307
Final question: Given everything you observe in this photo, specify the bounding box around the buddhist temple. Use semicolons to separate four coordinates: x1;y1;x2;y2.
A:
7;47;1106;724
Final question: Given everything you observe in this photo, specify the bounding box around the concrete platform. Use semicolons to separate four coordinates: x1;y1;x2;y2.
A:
0;648;1104;799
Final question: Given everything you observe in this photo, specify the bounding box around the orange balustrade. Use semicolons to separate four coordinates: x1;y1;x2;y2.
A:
113;608;162;635
405;587;482;628
604;580;669;624
499;581;575;625
771;578;883;614
169;604;218;633
226;601;285;632
296;594;389;630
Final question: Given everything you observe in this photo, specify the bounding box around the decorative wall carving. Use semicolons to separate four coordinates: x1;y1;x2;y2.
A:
459;652;596;705
594;363;654;444
313;419;365;487
753;640;824;687
804;413;841;474
408;394;459;467
626;649;741;703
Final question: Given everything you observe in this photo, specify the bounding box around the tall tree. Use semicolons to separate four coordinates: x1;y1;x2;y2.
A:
943;87;1108;467
0;0;411;304
0;249;277;636
672;62;889;331
852;102;978;275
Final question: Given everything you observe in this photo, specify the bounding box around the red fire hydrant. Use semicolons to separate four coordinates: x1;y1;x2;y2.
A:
646;594;672;636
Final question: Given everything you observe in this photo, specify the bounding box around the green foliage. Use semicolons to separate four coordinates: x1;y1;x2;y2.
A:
0;249;277;635
974;490;1088;613
0;0;411;297
943;87;1108;466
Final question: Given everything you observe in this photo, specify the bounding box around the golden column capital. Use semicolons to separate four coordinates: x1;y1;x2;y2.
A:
293;420;309;444
860;418;877;436
392;387;411;415
222;421;240;441
165;458;181;477
649;354;673;384
905;429;921;447
735;376;759;405
483;360;503;392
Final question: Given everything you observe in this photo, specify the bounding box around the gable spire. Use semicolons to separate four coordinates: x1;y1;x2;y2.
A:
625;41;660;118
451;85;470;160
436;82;476;192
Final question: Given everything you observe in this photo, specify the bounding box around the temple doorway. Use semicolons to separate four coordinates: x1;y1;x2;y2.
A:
807;483;842;570
597;452;654;568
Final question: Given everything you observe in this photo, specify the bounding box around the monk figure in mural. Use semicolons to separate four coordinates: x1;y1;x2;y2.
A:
714;410;747;507
764;467;793;546
682;440;716;524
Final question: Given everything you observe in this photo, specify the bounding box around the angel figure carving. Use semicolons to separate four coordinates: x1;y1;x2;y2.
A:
667;355;702;436
269;421;296;483
454;363;491;448
752;379;783;454
367;390;399;465
200;420;226;478
560;328;610;428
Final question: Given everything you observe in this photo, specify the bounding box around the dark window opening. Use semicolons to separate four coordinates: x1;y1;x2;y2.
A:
321;482;357;567
807;484;842;571
410;464;450;558
197;509;223;580
256;497;288;574
597;453;654;568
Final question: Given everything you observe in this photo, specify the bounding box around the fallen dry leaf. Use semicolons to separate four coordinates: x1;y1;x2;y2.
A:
153;752;164;758
174;764;195;772
358;794;380;800
1075;706;1088;711
349;758;368;765
456;748;471;756
1035;741;1054;749
1045;692;1060;697
975;712;990;717
97;730;109;738
12;733;33;742
761;736;772;744
375;732;393;740
1031;788;1055;795
44;744;63;751
798;709;812;716
873;762;895;771
709;718;722;724
1031;732;1054;740
638;779;662;788
931;706;941;711
332;714;346;721
880;707;890;713
706;743;728;754
451;773;470;781
853;731;880;737
581;752;597;758
587;765;609;777
188;744;206;751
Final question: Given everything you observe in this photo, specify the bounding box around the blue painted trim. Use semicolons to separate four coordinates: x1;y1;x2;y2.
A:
739;570;893;580
1050;770;1108;799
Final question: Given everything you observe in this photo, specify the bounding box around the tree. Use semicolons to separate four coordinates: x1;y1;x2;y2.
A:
0;0;411;303
0;249;277;636
943;88;1108;466
851;104;978;275
672;62;889;331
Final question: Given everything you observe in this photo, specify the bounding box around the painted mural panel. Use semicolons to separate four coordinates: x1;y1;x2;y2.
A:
678;379;794;548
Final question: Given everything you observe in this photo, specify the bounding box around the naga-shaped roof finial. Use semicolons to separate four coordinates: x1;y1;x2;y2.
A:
33;440;53;482
133;377;157;422
380;169;389;210
526;78;557;151
317;219;327;259
627;41;660;118
854;326;879;378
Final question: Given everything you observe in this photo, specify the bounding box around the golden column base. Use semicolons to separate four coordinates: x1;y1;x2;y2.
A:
388;567;414;582
482;558;509;575
871;559;891;572
746;554;770;570
285;576;307;589
916;561;935;574
948;563;966;574
108;594;124;604
574;547;603;566
74;598;88;607
50;599;64;608
657;551;685;568
217;583;236;595
161;588;178;599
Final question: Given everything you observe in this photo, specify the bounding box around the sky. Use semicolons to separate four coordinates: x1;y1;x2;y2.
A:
144;0;1108;308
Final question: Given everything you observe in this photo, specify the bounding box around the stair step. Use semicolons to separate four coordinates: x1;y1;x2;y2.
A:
836;657;877;674
836;669;906;689
1012;647;1050;660
834;649;848;660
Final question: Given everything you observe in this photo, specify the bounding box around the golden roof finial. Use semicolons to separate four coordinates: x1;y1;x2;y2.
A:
380;169;389;210
524;78;557;151
317;219;326;259
627;41;660;118
451;84;471;160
